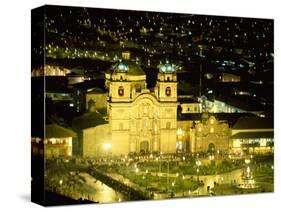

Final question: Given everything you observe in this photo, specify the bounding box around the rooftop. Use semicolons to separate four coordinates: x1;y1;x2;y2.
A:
232;117;273;130
178;113;256;126
231;131;273;139
46;124;77;138
72;112;108;130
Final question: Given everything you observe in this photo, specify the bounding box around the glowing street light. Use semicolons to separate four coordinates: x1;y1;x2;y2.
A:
209;155;215;161
135;167;139;181
196;160;202;167
103;143;112;150
145;169;149;191
245;159;251;164
103;143;112;158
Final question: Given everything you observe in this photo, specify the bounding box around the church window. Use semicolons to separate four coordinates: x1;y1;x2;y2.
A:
166;122;171;129
118;86;124;96
143;104;149;115
165;87;171;96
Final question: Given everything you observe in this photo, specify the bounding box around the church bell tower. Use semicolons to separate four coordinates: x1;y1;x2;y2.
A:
155;63;178;102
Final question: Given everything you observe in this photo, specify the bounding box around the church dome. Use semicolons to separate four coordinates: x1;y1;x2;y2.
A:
201;112;209;122
108;61;146;76
159;63;177;73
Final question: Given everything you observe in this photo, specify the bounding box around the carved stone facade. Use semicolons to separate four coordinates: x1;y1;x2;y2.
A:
105;56;178;156
189;115;231;153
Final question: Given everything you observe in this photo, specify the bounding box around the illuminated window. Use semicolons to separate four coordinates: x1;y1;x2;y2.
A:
118;86;124;96
210;127;214;133
198;127;202;132
165;87;171;96
210;118;214;124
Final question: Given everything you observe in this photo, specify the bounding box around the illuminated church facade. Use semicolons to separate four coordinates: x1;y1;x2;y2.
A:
77;52;232;157
105;52;178;156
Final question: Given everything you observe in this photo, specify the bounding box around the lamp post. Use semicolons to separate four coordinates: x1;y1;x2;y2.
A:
135;167;139;182
196;160;201;184
159;153;170;193
196;168;199;183
145;169;148;191
164;160;170;193
171;181;175;197
103;143;112;159
59;179;63;193
182;174;185;197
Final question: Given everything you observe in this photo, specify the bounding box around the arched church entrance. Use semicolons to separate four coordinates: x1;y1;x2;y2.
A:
140;141;149;155
208;143;216;153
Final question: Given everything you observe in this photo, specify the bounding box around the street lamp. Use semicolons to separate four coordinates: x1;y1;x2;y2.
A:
135;167;139;182
182;175;185;197
195;160;201;184
59;179;63;193
196;160;202;166
145;169;149;192
245;158;251;165
209;155;215;161
171;181;175;197
103;143;112;158
196;168;199;183
160;160;170;192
